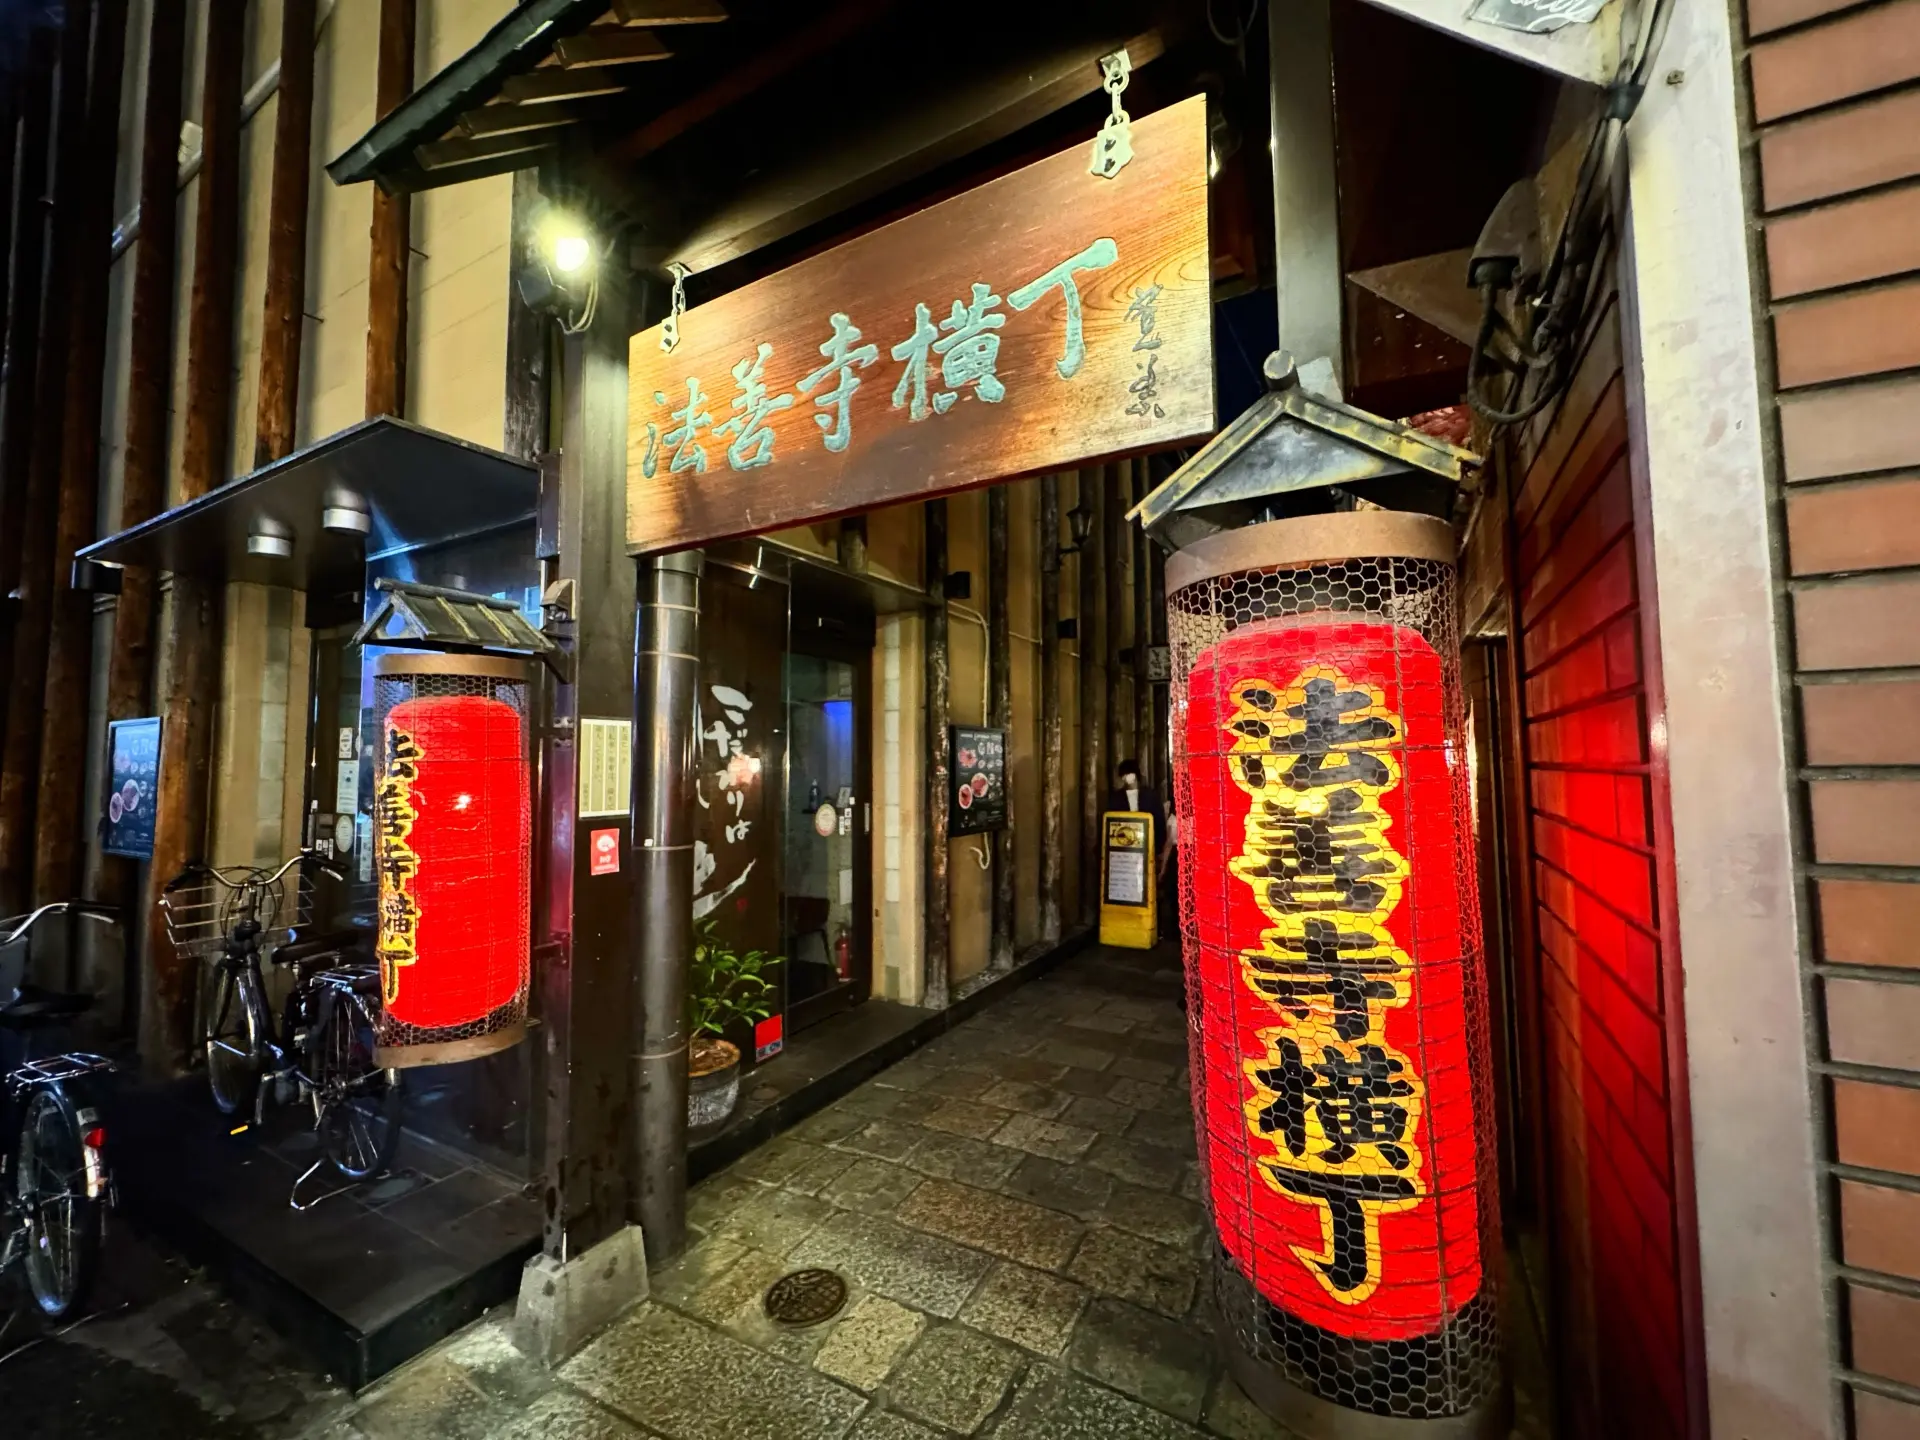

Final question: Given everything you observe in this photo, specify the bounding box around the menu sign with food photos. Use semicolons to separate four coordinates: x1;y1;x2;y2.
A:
948;726;1007;836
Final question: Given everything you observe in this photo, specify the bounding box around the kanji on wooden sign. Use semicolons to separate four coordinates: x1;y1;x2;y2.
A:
626;94;1213;555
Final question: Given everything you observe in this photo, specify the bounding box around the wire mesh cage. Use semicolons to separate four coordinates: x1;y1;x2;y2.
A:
1166;514;1504;1431
161;868;318;961
369;654;533;1068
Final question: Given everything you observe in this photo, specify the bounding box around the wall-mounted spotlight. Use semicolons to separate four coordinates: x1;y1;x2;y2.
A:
517;205;603;334
247;517;294;559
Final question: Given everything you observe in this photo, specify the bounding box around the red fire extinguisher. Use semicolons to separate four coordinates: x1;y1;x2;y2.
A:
834;929;851;980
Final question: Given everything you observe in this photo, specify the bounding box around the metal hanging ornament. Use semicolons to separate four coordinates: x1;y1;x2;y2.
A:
661;261;691;353
1090;49;1134;180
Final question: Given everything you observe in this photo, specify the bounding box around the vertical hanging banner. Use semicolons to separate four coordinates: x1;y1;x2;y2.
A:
626;94;1213;555
1184;614;1482;1342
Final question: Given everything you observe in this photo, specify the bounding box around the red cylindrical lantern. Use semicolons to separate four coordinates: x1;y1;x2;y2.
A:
1168;514;1501;1432
372;655;532;1067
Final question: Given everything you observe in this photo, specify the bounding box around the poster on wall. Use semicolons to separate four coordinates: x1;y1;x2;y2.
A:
101;717;161;860
948;726;1007;836
627;94;1214;555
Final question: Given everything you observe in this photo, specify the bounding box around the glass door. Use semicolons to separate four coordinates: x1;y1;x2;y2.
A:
783;647;872;1028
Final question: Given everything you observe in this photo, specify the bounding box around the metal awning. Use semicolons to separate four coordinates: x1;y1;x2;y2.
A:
1129;354;1479;550
78;417;540;595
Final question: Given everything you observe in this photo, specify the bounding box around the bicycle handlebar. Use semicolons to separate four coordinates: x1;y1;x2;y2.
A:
0;901;119;948
164;849;344;895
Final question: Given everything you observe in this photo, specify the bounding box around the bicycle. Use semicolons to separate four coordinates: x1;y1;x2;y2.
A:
163;853;402;1194
0;901;118;1320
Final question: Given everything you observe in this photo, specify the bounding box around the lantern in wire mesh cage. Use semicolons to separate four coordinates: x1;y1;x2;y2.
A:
370;654;533;1067
1167;512;1504;1437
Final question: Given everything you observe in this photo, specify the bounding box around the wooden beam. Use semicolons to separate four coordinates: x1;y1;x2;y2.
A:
143;0;246;1075
1038;473;1062;945
554;26;670;68
460;99;591;137
502;169;551;461
988;484;1013;974
100;0;188;949
366;0;415;418
1077;469;1104;929
0;36;55;767
36;0;132;909
606;0;887;166
611;0;726;23
0;5;98;915
924;499;951;1010
417;131;558;170
501;64;645;103
255;0;318;468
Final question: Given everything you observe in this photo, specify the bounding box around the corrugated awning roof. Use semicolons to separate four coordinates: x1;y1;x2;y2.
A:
326;0;731;193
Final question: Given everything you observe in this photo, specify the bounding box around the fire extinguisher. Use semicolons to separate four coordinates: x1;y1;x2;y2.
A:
834;929;851;980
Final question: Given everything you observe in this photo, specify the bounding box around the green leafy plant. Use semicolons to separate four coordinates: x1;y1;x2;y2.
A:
689;918;776;1039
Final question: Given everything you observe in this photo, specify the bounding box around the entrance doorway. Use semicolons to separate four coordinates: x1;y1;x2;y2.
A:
782;581;874;1032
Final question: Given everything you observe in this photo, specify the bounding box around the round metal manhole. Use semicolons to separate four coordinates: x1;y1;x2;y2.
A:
763;1268;848;1327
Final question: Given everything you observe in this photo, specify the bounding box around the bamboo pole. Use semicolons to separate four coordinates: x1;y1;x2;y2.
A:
1106;461;1132;778
254;0;317;466
987;484;1013;973
36;0;132;908
141;0;247;1074
0;5;100;915
0;36;54;766
1077;468;1104;928
1038;474;1062;944
365;0;414;418
1133;462;1155;791
923;498;950;1009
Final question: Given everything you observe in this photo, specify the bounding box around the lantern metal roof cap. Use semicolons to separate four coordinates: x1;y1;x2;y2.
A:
355;578;569;682
1127;352;1480;533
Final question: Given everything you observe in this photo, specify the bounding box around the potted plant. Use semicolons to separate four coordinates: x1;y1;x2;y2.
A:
687;918;775;1135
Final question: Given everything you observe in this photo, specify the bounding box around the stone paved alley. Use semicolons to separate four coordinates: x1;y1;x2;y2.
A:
2;944;1546;1437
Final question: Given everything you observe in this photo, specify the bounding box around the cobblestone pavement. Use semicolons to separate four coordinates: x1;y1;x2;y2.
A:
3;941;1548;1438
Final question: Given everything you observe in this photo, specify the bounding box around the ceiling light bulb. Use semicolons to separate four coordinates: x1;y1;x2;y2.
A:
552;234;592;274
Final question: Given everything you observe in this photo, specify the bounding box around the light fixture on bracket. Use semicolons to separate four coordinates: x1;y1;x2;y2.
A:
517;202;607;334
1059;500;1096;554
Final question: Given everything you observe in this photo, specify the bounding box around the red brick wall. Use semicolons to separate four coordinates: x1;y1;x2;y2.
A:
1740;0;1920;1431
1509;291;1691;1439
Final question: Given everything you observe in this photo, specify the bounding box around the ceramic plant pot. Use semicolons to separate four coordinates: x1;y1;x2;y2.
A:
687;1037;742;1134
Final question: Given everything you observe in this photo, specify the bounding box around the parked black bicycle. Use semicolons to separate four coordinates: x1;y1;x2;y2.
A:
163;853;401;1192
0;901;117;1320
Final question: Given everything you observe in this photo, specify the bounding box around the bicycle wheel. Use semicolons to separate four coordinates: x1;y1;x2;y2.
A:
201;962;266;1117
309;990;402;1181
16;1086;101;1320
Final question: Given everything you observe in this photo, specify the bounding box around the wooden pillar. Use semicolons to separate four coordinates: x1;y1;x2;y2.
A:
254;0;317;466
1038;474;1063;945
0;5;98;915
0;34;55;768
1077;468;1104;928
1133;465;1155;791
838;514;867;573
101;0;188;736
987;485;1013;973
141;0;246;1073
36;0;131;908
924;498;951;1008
1105;461;1132;777
502;169;548;454
365;0;415;418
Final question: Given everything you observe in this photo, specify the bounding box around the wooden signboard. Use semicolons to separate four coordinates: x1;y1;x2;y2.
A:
627;94;1214;555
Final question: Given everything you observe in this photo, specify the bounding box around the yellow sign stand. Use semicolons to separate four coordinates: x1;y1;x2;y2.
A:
1099;811;1157;949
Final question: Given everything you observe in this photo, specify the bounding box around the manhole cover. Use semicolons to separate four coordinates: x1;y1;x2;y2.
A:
764;1268;848;1327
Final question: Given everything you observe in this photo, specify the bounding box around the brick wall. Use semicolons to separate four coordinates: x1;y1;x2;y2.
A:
1739;0;1920;1432
1507;284;1692;1439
